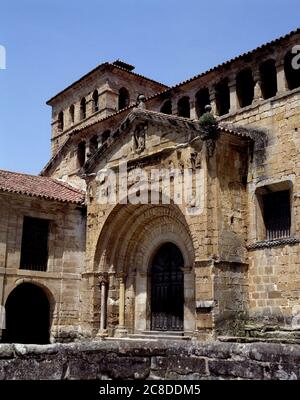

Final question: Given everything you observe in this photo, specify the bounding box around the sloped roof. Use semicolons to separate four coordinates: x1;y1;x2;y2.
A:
0;169;85;205
52;27;300;141
46;61;168;105
42;26;294;175
144;27;300;101
83;108;266;173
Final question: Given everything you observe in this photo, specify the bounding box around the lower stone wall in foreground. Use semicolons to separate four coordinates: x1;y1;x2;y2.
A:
0;340;300;380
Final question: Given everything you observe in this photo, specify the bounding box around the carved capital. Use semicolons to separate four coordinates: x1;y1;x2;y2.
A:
116;272;127;284
182;265;193;273
98;273;109;286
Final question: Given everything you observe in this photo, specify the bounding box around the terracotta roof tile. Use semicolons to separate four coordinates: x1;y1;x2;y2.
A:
144;27;300;101
0;169;85;205
44;28;298;173
46;62;168;105
60;28;300;139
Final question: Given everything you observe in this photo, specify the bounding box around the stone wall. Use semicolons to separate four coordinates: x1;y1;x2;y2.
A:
49;67;165;154
0;340;300;380
0;192;86;342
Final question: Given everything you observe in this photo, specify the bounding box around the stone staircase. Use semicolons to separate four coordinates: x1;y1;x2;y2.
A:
127;330;192;341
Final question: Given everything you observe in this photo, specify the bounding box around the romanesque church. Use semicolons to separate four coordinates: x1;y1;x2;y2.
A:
1;28;300;344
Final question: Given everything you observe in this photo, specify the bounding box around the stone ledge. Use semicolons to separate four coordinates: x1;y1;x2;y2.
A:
247;237;300;250
0;340;300;380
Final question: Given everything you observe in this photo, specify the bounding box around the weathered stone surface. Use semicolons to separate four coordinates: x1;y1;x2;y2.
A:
1;29;300;346
0;340;300;380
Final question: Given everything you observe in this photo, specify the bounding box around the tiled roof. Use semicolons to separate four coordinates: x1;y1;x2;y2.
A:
43;28;296;174
0;169;85;205
144;27;300;101
123;108;266;140
46;61;168;105
58;28;300;140
83;108;267;173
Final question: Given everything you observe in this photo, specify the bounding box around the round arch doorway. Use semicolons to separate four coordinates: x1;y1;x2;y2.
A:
2;283;50;344
150;243;184;331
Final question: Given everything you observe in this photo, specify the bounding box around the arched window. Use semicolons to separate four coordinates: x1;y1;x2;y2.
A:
177;96;190;118
58;111;64;132
215;79;230;116
195;88;210;118
92;90;99;113
102;130;110;144
284;51;300;90
260;59;277;99
118;87;130;110
236;68;255;108
77;141;86;167
80;98;87;120
160;100;172;114
89;135;98;154
69;104;75;125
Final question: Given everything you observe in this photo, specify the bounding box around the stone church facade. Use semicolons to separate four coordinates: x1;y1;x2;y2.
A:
1;29;300;343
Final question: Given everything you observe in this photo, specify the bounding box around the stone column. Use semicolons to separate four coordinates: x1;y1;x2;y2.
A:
97;135;102;149
209;87;217;115
74;101;81;124
172;98;179;116
253;70;263;101
115;273;128;337
97;273;108;338
190;98;197;119
194;260;214;341
100;81;119;117
228;75;239;113
86;93;94;117
182;266;196;334
276;59;288;94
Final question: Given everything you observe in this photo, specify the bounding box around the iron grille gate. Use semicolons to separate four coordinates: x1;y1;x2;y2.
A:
151;243;184;331
263;190;291;240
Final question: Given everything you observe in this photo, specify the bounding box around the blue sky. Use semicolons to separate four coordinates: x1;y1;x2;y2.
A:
0;0;299;174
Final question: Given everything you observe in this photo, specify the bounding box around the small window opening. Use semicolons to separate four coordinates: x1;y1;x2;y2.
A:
20;217;49;271
77;141;86;167
118;87;130;110
80;98;87;120
215;79;230;116
177;96;190;118
260;59;277;99
236;68;255;107
160;100;172;114
58;111;64;132
92;90;99;112
195;88;210;118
